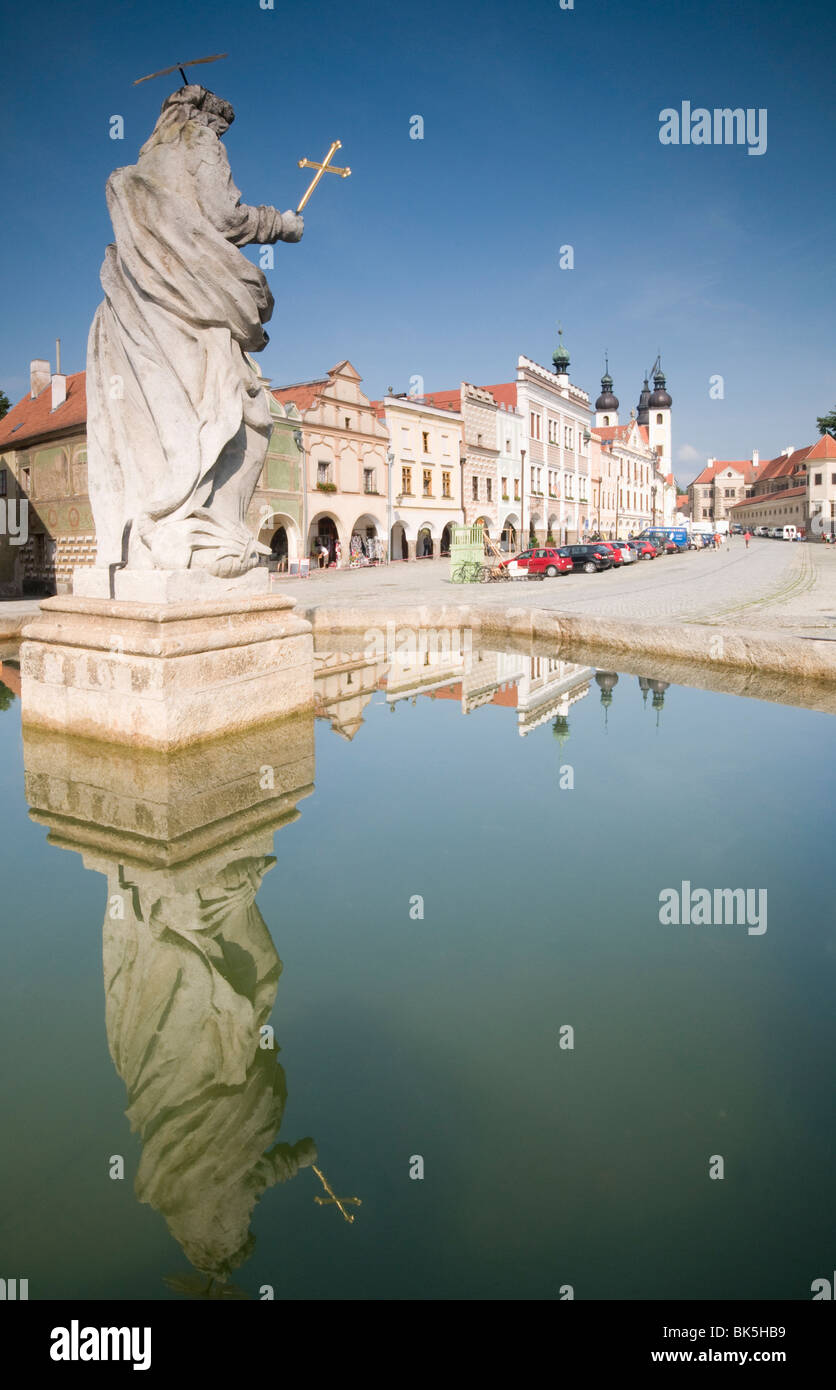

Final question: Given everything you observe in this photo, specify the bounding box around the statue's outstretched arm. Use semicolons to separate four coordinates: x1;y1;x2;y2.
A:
196;148;304;246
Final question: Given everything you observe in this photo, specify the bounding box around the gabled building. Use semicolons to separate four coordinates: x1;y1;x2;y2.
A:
272;361;389;566
416;383;505;536
0;361;92;595
688;453;761;524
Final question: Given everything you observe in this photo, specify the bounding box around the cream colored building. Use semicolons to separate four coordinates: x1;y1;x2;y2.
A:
372;393;464;558
272;361;390;566
499;341;594;545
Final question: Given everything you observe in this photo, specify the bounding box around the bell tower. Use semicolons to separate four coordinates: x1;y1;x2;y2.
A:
594;355;619;428
647;357;672;475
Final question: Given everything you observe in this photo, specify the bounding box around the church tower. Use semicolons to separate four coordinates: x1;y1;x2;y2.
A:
647;359;672;475
594;356;619;428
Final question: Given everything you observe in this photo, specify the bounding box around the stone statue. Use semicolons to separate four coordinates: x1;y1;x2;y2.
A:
86;86;303;579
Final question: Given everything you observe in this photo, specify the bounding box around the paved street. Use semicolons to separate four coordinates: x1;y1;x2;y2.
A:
294;538;836;641
2;540;835;644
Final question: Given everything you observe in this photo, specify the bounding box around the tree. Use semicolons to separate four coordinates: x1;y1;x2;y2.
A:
816;406;836;439
0;388;10;420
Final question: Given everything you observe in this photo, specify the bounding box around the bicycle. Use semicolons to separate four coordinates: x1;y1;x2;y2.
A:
451;560;484;583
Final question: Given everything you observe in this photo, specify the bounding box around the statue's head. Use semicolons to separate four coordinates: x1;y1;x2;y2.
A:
160;85;235;137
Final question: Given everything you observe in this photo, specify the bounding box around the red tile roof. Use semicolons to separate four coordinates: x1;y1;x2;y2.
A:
755;448;809;484
0;372;87;450
690;458;759;486
370;395;461;418
802;433;836;461
271;378;329;413
593;422;651;449
422;388;463;411
481;382;518;410
730;485;807;509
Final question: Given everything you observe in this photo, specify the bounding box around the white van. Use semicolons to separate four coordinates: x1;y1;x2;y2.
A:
782;526;797;541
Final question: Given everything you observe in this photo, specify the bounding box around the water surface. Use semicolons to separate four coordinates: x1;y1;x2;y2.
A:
0;646;833;1300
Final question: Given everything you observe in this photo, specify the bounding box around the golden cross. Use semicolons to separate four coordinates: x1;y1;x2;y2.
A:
296;141;351;213
312;1164;362;1224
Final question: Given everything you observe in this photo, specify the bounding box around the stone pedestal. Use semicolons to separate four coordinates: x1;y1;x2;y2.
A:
20;592;314;749
73;565;270;602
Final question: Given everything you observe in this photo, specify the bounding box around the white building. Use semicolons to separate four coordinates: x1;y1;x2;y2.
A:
589;358;675;535
485;333;593;545
372;393;464;559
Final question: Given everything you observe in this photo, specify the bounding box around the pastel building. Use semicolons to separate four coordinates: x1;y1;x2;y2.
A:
272;361;389;566
504;335;594;545
371;392;464;558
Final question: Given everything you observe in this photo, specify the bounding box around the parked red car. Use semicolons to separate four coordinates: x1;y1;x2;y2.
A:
500;546;572;578
597;541;626;567
626;538;660;560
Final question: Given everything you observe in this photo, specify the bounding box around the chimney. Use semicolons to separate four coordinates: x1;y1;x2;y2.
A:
30;359;50;399
783;446;794;457
752;449;759;467
51;374;67;410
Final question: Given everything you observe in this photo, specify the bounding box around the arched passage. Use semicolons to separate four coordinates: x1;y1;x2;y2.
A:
390;521;409;561
440;523;454;556
308;513;339;567
416;526;434;558
256;511;301;570
350;513;382;565
500;513;519;552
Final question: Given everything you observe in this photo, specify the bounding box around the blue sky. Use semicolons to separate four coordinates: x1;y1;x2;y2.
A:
1;0;834;483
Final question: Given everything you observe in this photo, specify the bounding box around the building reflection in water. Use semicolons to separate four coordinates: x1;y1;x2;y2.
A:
312;631;597;740
23;715;318;1297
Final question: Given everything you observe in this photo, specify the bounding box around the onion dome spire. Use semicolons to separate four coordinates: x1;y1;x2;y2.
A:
552;325;570;374
595;353;619;413
649;358;672;408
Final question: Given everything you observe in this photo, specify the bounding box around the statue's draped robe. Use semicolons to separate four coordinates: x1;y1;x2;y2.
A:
103;855;315;1279
87;104;285;575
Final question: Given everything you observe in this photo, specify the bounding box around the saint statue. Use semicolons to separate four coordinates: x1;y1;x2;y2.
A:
86;85;303;578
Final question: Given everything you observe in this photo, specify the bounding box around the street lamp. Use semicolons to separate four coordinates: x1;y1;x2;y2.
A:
386;448;395;565
582;427;592;536
519;447;526;552
293;428;308;573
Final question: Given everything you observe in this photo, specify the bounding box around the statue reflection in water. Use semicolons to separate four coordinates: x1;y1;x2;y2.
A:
103;853;316;1297
22;715;341;1299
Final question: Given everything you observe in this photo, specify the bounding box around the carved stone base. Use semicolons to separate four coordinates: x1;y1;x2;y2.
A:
73;564;270;602
20;593;314;749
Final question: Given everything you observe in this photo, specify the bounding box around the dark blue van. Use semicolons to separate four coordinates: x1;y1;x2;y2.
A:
639;526;689;551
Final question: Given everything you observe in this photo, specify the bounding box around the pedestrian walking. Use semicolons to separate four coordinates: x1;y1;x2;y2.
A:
744;530;752;549
713;531;721;550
